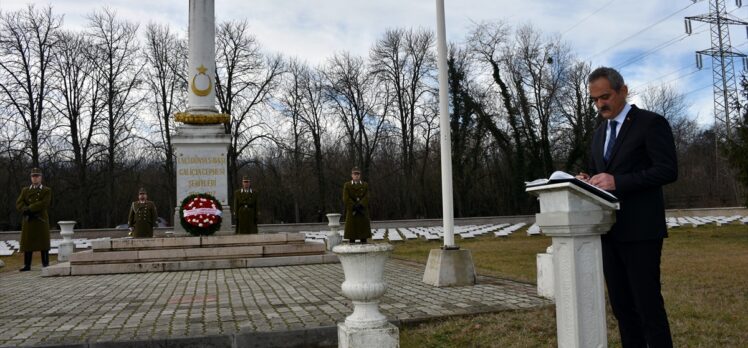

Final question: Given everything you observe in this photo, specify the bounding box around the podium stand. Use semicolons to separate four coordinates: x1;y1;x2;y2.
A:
527;181;619;348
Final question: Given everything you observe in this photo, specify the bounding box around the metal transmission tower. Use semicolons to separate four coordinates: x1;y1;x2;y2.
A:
685;0;748;141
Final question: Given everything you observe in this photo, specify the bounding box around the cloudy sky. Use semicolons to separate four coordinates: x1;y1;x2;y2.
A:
2;0;747;125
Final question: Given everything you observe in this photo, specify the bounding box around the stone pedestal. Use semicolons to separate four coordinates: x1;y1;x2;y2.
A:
57;221;76;262
326;213;342;251
536;245;554;300
422;248;476;287
172;124;232;234
333;243;398;348
527;182;619;348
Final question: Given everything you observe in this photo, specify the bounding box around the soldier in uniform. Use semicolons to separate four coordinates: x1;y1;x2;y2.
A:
234;176;258;234
342;167;371;243
16;168;52;271
127;188;157;238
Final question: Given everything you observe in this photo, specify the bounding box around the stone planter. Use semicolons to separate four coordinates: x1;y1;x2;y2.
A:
333;243;398;348
57;221;77;262
326;213;342;251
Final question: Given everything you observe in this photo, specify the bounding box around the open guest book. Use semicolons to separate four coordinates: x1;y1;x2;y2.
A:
525;171;619;203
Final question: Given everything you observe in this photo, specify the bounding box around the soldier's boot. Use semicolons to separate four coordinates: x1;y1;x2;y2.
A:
359;239;367;244
41;250;49;267
19;252;32;272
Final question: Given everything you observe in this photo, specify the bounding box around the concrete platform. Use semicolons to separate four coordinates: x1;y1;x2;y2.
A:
43;233;330;277
0;259;550;347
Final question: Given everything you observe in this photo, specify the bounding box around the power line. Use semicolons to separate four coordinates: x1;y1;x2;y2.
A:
614;27;708;69
683;83;713;96
588;2;698;60
631;68;702;92
629;64;696;90
560;0;616;36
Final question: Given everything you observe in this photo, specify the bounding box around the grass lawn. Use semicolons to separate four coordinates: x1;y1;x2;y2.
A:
392;224;748;348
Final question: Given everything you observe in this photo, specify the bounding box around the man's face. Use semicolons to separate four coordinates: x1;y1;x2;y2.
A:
351;172;361;181
242;180;250;189
589;77;628;120
139;193;147;201
30;174;41;185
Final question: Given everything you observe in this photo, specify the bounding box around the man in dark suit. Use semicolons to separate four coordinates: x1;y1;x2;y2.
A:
15;167;52;271
578;67;677;347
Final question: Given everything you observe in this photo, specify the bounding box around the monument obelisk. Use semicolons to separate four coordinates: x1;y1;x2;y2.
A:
172;0;233;233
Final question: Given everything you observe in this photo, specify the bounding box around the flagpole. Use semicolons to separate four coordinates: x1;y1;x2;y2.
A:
436;0;456;249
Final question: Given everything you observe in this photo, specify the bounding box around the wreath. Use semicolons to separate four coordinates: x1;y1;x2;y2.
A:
179;193;223;236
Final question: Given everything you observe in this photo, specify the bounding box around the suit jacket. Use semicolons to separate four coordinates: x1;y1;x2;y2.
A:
588;105;678;242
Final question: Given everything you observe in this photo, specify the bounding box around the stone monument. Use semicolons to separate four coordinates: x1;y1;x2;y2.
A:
527;181;619;348
172;0;232;234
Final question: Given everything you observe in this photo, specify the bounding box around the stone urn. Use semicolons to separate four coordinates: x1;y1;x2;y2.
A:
333;243;398;347
326;213;343;251
333;243;393;328
57;221;77;262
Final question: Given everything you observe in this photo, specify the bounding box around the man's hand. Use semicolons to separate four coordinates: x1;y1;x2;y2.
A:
589;173;616;190
575;172;590;181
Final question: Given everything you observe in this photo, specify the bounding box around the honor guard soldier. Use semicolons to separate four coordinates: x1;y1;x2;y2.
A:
234;176;258;234
16;168;52;271
128;188;158;238
342;167;371;243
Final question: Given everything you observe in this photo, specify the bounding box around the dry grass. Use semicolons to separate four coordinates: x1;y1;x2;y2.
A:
0;252;58;273
393;224;748;348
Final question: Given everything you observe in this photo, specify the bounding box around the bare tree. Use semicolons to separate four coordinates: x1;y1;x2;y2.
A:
556;60;596;171
299;64;331;213
143;22;187;221
278;58;309;222
0;5;62;168
49;30;105;227
323;52;390;175
370;27;436;217
639;84;696;154
86;7;144;227
278;59;331;216
215;20;284;189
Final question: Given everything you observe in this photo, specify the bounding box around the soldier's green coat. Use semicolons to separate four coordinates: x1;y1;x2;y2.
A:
234;189;258;234
342;181;371;240
15;186;52;252
128;201;157;238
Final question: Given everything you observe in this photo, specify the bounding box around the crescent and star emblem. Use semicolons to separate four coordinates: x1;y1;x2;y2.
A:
190;64;213;97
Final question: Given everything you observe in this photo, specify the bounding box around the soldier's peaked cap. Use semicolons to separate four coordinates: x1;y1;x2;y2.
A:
351;166;361;173
138;187;147;194
30;168;42;176
242;176;250;181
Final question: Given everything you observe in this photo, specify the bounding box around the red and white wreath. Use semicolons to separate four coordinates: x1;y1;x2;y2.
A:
179;193;223;236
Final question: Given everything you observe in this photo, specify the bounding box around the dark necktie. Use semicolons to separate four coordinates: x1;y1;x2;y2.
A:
604;120;618;163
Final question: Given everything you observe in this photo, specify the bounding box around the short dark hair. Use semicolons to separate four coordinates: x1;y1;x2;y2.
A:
588;67;625;91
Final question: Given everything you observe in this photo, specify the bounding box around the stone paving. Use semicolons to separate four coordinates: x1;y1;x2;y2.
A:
0;259;550;347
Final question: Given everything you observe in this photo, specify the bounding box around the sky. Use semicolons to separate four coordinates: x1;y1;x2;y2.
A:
1;0;747;126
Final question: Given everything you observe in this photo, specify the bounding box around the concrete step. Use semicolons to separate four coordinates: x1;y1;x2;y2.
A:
43;252;339;276
92;232;306;251
71;242;325;264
